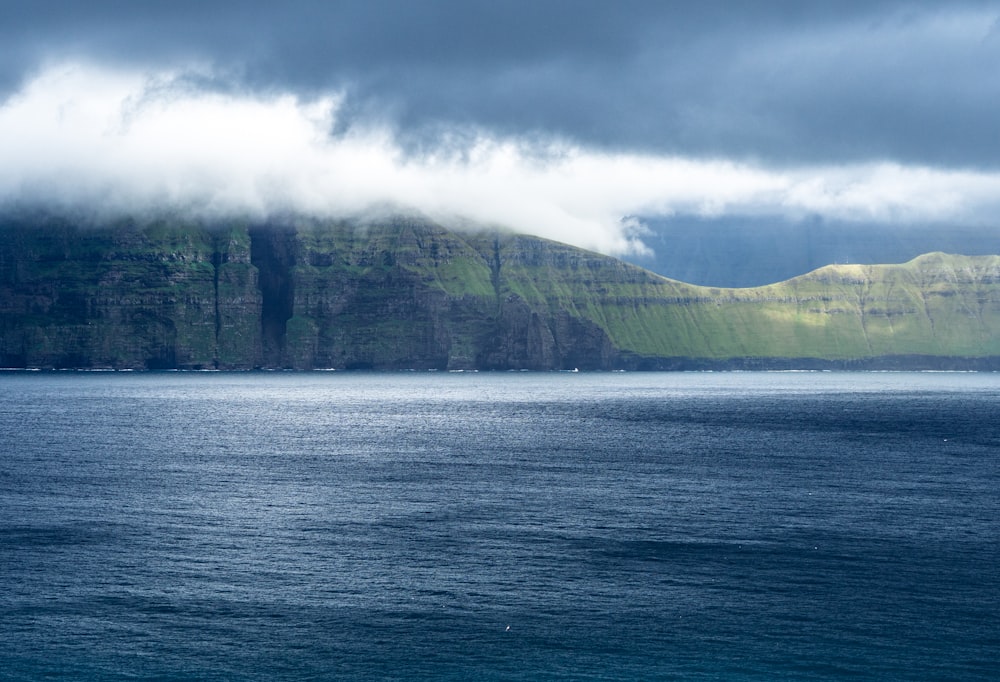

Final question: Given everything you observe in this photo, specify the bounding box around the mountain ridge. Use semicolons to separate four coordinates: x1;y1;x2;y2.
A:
626;219;1000;287
1;215;998;370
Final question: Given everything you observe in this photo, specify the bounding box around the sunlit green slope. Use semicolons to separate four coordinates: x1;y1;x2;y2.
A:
469;235;1000;365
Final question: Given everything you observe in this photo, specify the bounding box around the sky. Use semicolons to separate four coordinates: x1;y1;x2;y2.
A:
1;1;999;256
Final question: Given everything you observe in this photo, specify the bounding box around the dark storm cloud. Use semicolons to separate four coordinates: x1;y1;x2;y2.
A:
3;1;998;168
5;0;1000;257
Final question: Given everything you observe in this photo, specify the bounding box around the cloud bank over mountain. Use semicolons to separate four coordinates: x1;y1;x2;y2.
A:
1;2;998;255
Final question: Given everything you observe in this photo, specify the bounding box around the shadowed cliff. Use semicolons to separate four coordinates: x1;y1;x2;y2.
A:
2;214;999;370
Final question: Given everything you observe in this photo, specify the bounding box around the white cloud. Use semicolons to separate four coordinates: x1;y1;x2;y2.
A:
2;62;1000;256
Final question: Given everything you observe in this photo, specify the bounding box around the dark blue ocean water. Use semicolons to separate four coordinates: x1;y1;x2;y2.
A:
1;371;998;680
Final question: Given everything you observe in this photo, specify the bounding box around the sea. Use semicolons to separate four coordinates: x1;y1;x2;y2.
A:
1;371;998;680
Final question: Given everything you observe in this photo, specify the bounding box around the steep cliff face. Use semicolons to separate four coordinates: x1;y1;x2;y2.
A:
214;226;262;368
249;227;295;367
1;214;999;370
251;219;615;370
0;215;261;369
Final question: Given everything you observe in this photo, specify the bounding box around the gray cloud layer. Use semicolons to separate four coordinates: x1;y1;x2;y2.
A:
4;1;999;169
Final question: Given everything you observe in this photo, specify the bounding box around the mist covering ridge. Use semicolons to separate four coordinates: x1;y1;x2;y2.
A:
5;62;1000;268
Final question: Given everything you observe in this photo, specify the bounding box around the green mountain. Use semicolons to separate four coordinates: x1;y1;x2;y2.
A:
2;215;999;370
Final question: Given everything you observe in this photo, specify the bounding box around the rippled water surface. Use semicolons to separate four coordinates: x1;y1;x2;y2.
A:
2;371;999;680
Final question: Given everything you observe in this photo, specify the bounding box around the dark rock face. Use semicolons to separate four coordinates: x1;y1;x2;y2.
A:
0;215;261;369
249;227;296;367
475;304;614;371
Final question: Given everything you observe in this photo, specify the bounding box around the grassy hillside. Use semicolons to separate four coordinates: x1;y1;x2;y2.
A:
432;230;1000;363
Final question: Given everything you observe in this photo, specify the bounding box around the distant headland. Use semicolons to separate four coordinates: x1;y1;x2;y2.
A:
2;214;999;371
